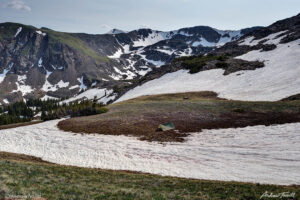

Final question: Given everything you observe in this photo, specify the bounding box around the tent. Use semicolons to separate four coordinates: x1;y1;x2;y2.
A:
157;122;175;131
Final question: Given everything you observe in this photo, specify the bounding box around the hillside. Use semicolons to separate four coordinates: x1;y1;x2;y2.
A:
0;22;259;105
116;13;300;102
1;152;299;200
1;99;300;185
58;92;300;142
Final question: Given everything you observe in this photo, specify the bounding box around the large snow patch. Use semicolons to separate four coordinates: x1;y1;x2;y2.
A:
0;120;299;185
117;39;300;102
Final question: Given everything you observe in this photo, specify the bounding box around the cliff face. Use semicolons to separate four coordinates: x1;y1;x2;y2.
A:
0;22;260;104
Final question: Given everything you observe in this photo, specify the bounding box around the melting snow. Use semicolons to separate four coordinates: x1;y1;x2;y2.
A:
215;29;242;45
0;63;13;84
14;27;22;37
118;38;300;102
41;95;59;101
0;120;299;185
192;37;216;47
137;67;152;76
156;48;175;55
113;67;136;80
62;88;115;104
108;48;123;59
132;31;172;47
11;75;34;96
177;47;193;57
69;85;80;90
91;81;97;87
36;30;47;36
239;30;288;46
109;73;122;80
38;58;43;67
3;99;9;104
78;76;87;91
178;30;193;37
42;70;69;92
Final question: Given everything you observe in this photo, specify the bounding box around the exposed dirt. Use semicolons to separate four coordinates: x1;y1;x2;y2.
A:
0;120;42;130
0;152;51;164
281;93;300;101
58;92;300;142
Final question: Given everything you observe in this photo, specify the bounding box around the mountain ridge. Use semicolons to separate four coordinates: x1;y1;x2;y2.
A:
116;13;300;102
0;21;261;105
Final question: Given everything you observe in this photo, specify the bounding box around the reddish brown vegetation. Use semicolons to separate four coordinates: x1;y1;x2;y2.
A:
58;92;300;142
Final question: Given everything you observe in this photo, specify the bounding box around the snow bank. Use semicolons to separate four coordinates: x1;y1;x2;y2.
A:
36;30;46;36
11;75;34;95
61;88;115;104
42;70;69;92
14;27;22;37
41;95;59;101
132;31;172;47
78;76;87;91
108;48;123;59
0;120;299;185
3;99;9;104
239;30;288;46
117;38;300;102
0;63;13;84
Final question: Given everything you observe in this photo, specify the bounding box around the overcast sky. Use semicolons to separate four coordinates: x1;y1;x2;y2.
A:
1;0;300;34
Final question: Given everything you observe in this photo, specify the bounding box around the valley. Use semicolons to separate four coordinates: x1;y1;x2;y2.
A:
0;9;300;200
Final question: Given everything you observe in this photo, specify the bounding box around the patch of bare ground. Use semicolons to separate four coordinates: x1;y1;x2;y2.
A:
58;91;300;142
281;93;300;101
0;152;51;164
0;120;43;130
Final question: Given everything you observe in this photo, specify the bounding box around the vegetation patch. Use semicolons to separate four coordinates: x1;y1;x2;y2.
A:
58;92;300;142
0;152;299;200
44;29;110;63
0;98;108;126
0;101;34;125
40;99;108;121
0;22;35;41
0;120;42;130
174;54;229;74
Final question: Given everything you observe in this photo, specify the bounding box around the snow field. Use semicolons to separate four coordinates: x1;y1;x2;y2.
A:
117;38;300;102
0;120;299;185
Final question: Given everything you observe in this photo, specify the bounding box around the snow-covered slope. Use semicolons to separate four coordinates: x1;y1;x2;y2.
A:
61;88;116;104
2;14;299;104
117;31;300;102
109;27;248;66
0;119;299;185
0;23;254;104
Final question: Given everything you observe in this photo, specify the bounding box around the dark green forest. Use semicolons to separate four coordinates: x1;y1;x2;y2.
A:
0;98;108;126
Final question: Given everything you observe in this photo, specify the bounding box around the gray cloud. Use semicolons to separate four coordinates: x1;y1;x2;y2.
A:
4;0;31;12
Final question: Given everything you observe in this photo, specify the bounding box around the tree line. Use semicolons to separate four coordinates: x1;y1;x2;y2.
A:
0;97;108;126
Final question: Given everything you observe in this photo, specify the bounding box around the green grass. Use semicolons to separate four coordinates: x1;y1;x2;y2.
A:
58;92;300;142
112;92;300;115
173;54;228;74
0;22;36;41
0;153;299;200
44;29;110;63
0;23;109;64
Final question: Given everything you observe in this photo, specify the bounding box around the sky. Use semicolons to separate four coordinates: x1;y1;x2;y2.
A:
0;0;300;34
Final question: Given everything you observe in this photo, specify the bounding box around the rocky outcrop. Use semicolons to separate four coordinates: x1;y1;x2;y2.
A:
0;22;258;104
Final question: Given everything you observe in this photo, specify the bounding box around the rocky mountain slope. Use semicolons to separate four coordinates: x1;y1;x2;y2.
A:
0;22;260;105
117;13;300;102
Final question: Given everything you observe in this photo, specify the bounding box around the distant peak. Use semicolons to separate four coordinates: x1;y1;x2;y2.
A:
107;29;126;34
